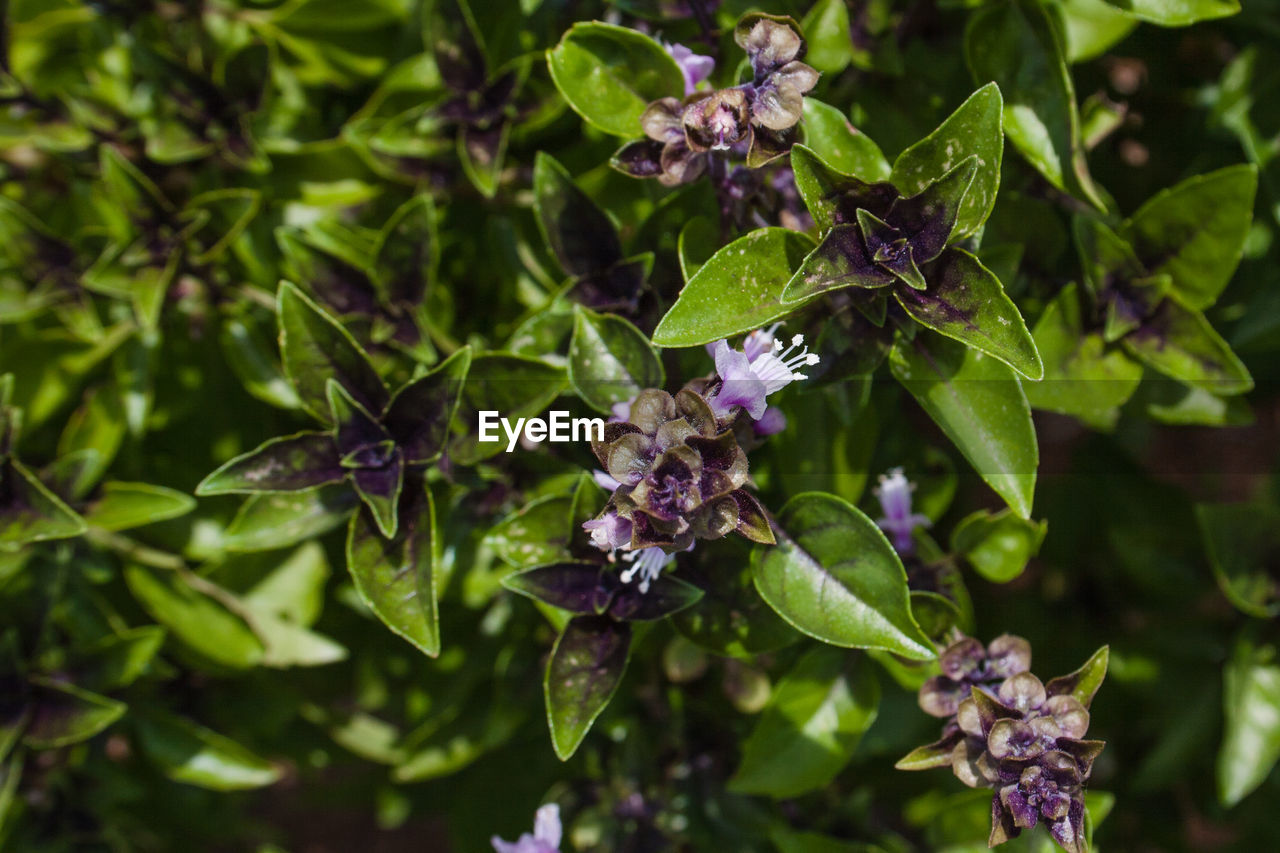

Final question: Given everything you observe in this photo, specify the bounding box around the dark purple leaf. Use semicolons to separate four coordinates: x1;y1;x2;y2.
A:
782;223;894;303
277;282;388;424
328;380;391;459
545;615;631;759
382;348;472;464
352;453;404;539
731;490;775;544
611;139;666;178
534;152;623;280
502;562;614;614
196;432;344;496
23;676;125;750
607;573;703;621
888;157;977;263
372;196;436;308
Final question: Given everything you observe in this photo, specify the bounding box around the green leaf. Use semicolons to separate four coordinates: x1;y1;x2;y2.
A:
223;486;359;552
546;22;685;137
1197;502;1280;619
889;332;1038;518
533;152;623;280
371;194;436;307
1022;283;1143;429
545;615;631;760
123;566;265;670
220;316;304;411
730;646;880;798
1057;0;1138;63
891;83;1004;240
1217;640;1280;807
1045;646;1110;708
673;559;801;660
1120;165;1257;310
966;0;1103;209
799;0;854;73
73;626;167;692
894;248;1043;380
487;495;574;570
382;347;471;465
1102;0;1241;26
951;509;1047;583
345;475;439;657
134;711;281;791
196;432;344;496
243;542;331;627
652;228;816;347
1122;294;1253;396
449;353;567;464
770;827;881;853
277;281;388;424
752;492;935;660
82;482;196;532
802;99;891;182
22;677;126;750
0;460;88;546
568;306;664;413
790;144;897;234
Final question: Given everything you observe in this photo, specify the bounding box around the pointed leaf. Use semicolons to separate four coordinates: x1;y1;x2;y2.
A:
73;626;167;692
783;224;895;304
893;247;1043;380
135;711;281;791
545;615;631;760
801;99;890;181
1023;283;1143;429
1217;640;1280;807
1102;0;1240;26
345;475;439;657
533;152;623;279
1046;646;1110;708
607;574;704;622
0;460;87;546
1121;164;1257;309
892;83;1004;239
1197;502;1280;619
1122;294;1253;395
223;486;359;552
383;347;471;464
889;332;1038;518
82;482;196;532
371;194;437;306
790;144;900;233
503;562;609;614
752;492;935;659
569;306;664;413
123;566;265;670
488;495;575;569
730;646;880;798
277;281;387;424
23;678;125;750
966;0;1103;209
196;432;343;495
546;22;685;138
887;157;978;264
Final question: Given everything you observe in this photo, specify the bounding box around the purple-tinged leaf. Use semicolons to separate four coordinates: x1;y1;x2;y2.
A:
732;490;776;544
857;209;926;291
1122;294;1253;395
887;157;977;264
22;677;125;750
383;348;472;465
1046;646;1109;710
327;380;391;459
545;615;631;760
503;562;613;615
352;454;404;539
345;474;439;657
277;281;388;425
895;729;964;771
892;247;1043;380
196;432;343;496
276;230;380;321
371;195;437;308
608;572;703;622
534;152;623;280
789;144;898;232
782;224;894;304
0;460;88;546
610;139;665;178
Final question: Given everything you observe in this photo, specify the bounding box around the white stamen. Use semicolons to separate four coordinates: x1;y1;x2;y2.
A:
619;547;671;594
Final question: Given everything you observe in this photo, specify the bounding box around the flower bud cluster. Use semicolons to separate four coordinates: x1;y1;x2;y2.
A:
900;634;1107;853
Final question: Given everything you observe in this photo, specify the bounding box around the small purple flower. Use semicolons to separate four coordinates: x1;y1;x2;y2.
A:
583;508;631;551
492;803;561;853
874;467;931;554
619;546;672;593
592;469;622;493
609;398;633;423
665;42;715;97
753;406;787;436
708;330;819;420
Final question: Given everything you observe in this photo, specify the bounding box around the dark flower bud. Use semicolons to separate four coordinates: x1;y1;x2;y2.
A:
918;633;1033;718
683;89;751;153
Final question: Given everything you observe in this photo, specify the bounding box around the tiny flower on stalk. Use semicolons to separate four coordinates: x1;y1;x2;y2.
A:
619;546;673;594
874;467;931;555
708;330;819;420
665;42;715;97
492;803;561;853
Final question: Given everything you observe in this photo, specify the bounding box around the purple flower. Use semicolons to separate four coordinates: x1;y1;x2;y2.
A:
619;546;672;593
583;508;631;551
492;803;561;853
609;398;633;423
753;406;787;436
874;467;931;554
592;469;622;493
708;330;819;420
665;42;715;96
